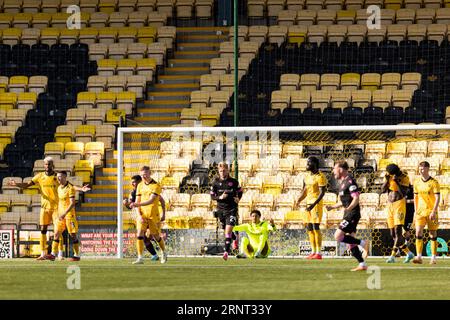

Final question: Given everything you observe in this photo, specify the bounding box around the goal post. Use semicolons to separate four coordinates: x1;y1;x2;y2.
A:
116;124;450;259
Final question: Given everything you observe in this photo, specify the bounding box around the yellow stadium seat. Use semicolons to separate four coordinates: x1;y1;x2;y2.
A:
0;92;17;110
13;13;33;29
0;77;8;93
85;108;106;126
118;26;137;44
8;76;28;93
2;28;21;46
28;76;48;95
66;108;86;126
17;92;37;111
116;91;136;116
283;210;304;228
106;109;125;124
44;142;65;159
361;73;381;91
21;28;41;46
79;27;99;45
98;27;117;44
341;73;361;91
75;124;96;143
128;11;148;28
6;109;26;127
74;159;94;184
77;92;97;109
160;176;179;191
84;141;105;166
136;58;156;82
64;141;85;161
87;75;108;93
96;91;116;111
108;42;127;60
95;124;115;150
0;194;11;213
148;11;167;27
97;59;117;77
117;59;137;76
60;28;80;46
55;125;76;143
40;27;60;46
137;26;157;44
51;12;70;28
32;13;52;28
11;194;32;213
0;13;13;29
2;177;21;195
99;0;117;13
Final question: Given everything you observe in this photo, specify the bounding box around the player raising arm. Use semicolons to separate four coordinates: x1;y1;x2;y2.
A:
8;157;90;260
326;161;369;272
233;210;276;259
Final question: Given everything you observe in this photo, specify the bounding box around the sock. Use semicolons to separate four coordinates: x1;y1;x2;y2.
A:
313;229;322;254
391;247;398;257
225;233;232;253
342;235;361;245
51;239;59;256
157;237;166;252
73;239;80;257
350;245;364;263
136;236;144;258
144;236;157;255
431;238;437;257
399;243;410;254
308;231;316;254
416;238;423;258
40;233;47;255
59;238;65;254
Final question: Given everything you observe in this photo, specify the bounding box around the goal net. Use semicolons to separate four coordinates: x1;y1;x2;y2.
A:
116;125;450;258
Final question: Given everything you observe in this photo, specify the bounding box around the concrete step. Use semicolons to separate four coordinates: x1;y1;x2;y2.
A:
101;168;117;176
158;74;200;84
137;111;182;118
95;176;120;185
177;34;229;43
147;91;192;101
151;83;199;91
168;58;211;68
142;100;189;107
78;220;116;226
177;27;229;36
85;194;116;203
164;66;209;75
134;116;180;126
78;211;117;217
80;202;116;211
177;42;220;51
174;50;218;59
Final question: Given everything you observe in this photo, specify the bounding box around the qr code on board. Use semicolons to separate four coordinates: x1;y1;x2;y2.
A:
0;231;12;259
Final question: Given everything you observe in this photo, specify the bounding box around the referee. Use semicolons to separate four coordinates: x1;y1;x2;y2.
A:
210;162;243;260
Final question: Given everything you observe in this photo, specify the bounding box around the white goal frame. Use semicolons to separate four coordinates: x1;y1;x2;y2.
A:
116;124;450;258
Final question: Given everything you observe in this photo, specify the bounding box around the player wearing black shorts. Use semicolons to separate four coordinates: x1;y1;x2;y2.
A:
326;160;370;271
210;162;243;260
403;184;414;248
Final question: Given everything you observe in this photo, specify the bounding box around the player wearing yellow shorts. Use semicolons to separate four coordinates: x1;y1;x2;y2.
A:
412;161;441;265
296;157;327;260
49;171;81;261
8;157;90;260
130;166;167;264
381;163;414;263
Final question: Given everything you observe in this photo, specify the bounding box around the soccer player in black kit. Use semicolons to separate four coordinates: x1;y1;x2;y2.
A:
210;162;243;260
326;161;370;271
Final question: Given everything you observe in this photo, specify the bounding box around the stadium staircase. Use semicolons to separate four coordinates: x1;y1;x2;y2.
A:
77;27;230;228
135;27;228;126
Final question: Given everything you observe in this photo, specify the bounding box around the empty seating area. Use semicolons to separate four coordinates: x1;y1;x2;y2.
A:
0;0;214;25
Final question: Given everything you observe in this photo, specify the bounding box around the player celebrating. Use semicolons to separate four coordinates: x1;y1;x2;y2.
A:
233;210;276;259
412;161;441;265
8;157;90;260
123;175;159;261
326;161;369;272
296;157;327;260
49;171;82;261
381;164;414;263
210;162;243;261
130;166;167;264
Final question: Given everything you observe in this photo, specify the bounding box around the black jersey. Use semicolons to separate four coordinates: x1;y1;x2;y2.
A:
129;189;137;203
210;176;243;212
338;174;360;214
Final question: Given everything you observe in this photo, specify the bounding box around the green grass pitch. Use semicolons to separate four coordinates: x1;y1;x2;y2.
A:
1;257;449;300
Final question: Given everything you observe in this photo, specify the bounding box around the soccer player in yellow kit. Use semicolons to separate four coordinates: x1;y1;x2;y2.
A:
296;157;327;260
381;163;414;263
8;157;90;260
233;210;276;259
130;166;167;264
48;171;81;261
413;161;441;265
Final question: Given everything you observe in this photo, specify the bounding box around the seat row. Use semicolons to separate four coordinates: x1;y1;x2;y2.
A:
0;26;176;47
0;76;47;94
88;42;166;67
87;75;147;98
247;0;450;19
55;123;116;149
97;58;157;81
229;24;450;46
74;91;136;115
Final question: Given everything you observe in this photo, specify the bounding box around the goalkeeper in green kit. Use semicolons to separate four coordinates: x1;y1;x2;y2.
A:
233;210;276;258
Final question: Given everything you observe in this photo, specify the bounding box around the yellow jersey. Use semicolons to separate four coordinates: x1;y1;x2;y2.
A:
413;177;440;216
136;179;162;219
304;171;327;205
31;172;59;209
57;182;76;218
388;173;410;192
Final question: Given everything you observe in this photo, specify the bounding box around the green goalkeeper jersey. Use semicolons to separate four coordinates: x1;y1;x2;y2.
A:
233;221;276;252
